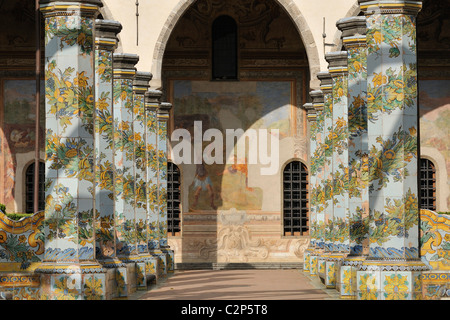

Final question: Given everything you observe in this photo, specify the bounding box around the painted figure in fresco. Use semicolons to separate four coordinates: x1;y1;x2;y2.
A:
217;156;252;191
192;164;217;210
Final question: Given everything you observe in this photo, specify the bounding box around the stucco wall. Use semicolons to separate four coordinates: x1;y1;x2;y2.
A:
101;0;358;89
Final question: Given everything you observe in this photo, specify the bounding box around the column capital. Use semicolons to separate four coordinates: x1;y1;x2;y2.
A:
358;0;422;16
337;16;367;38
304;103;316;122
310;90;324;112
325;51;348;76
40;0;102;16
95;19;122;49
158;102;172;121
133;71;152;94
113;53;139;79
145;90;163;108
317;71;333;94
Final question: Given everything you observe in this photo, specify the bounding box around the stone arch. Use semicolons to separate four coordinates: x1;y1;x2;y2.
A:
151;0;321;89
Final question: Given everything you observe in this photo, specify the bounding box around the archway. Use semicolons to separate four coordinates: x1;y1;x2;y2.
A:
162;0;311;269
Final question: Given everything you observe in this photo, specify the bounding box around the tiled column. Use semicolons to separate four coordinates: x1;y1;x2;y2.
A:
323;51;350;289
38;0;107;300
143;90;162;279
357;0;428;300
112;53;139;298
303;102;316;276
337;16;369;299
93;20;122;262
307;90;325;278
112;53;139;259
316;71;334;281
132;72;152;289
158;103;175;274
132;72;152;255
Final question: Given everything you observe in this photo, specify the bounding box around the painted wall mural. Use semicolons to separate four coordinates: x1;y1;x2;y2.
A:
171;80;293;211
1;79;44;212
419;79;450;210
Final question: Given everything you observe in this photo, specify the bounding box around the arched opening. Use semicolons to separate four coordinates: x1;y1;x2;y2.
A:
212;15;238;80
420;158;436;211
167;161;182;236
282;160;309;236
163;0;311;268
0;0;45;213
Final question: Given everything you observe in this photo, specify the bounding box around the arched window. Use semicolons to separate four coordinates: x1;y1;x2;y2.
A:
25;161;45;213
212;15;238;80
283;161;309;236
420;158;436;211
167;161;181;236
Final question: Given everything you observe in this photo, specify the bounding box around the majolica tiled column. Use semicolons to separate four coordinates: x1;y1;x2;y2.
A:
132;72;152;289
39;0;107;300
142;90;163;279
308;90;326;278
316;71;334;281
93;19;122;262
322;51;350;289
158;103;175;274
336;16;369;299
357;0;428;300
132;72;152;255
112;53;139;260
303;102;316;276
112;53;140;297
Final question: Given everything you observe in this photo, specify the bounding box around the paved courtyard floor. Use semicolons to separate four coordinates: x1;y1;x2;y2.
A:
135;269;340;300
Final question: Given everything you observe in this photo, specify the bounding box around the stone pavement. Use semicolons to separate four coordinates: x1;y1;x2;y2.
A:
134;269;340;300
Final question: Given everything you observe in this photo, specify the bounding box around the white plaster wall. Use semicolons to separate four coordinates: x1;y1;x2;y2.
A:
102;0;359;89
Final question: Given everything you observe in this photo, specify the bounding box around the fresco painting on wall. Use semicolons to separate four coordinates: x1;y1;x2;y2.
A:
1;79;44;212
171;80;294;211
419;80;450;209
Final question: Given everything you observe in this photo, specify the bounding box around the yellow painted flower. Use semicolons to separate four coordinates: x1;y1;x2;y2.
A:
372;72;387;87
84;277;103;300
54;88;65;103
359;274;378;300
87;94;94;104
74;72;89;88
120;90;128;101
384;274;409;300
409;127;417;136
337;87;344;97
53;277;79;300
373;31;384;44
353;60;363;73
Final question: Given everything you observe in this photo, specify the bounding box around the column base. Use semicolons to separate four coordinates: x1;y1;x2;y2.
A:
35;261;107;300
356;259;429;300
339;255;366;300
325;252;347;289
161;246;175;273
